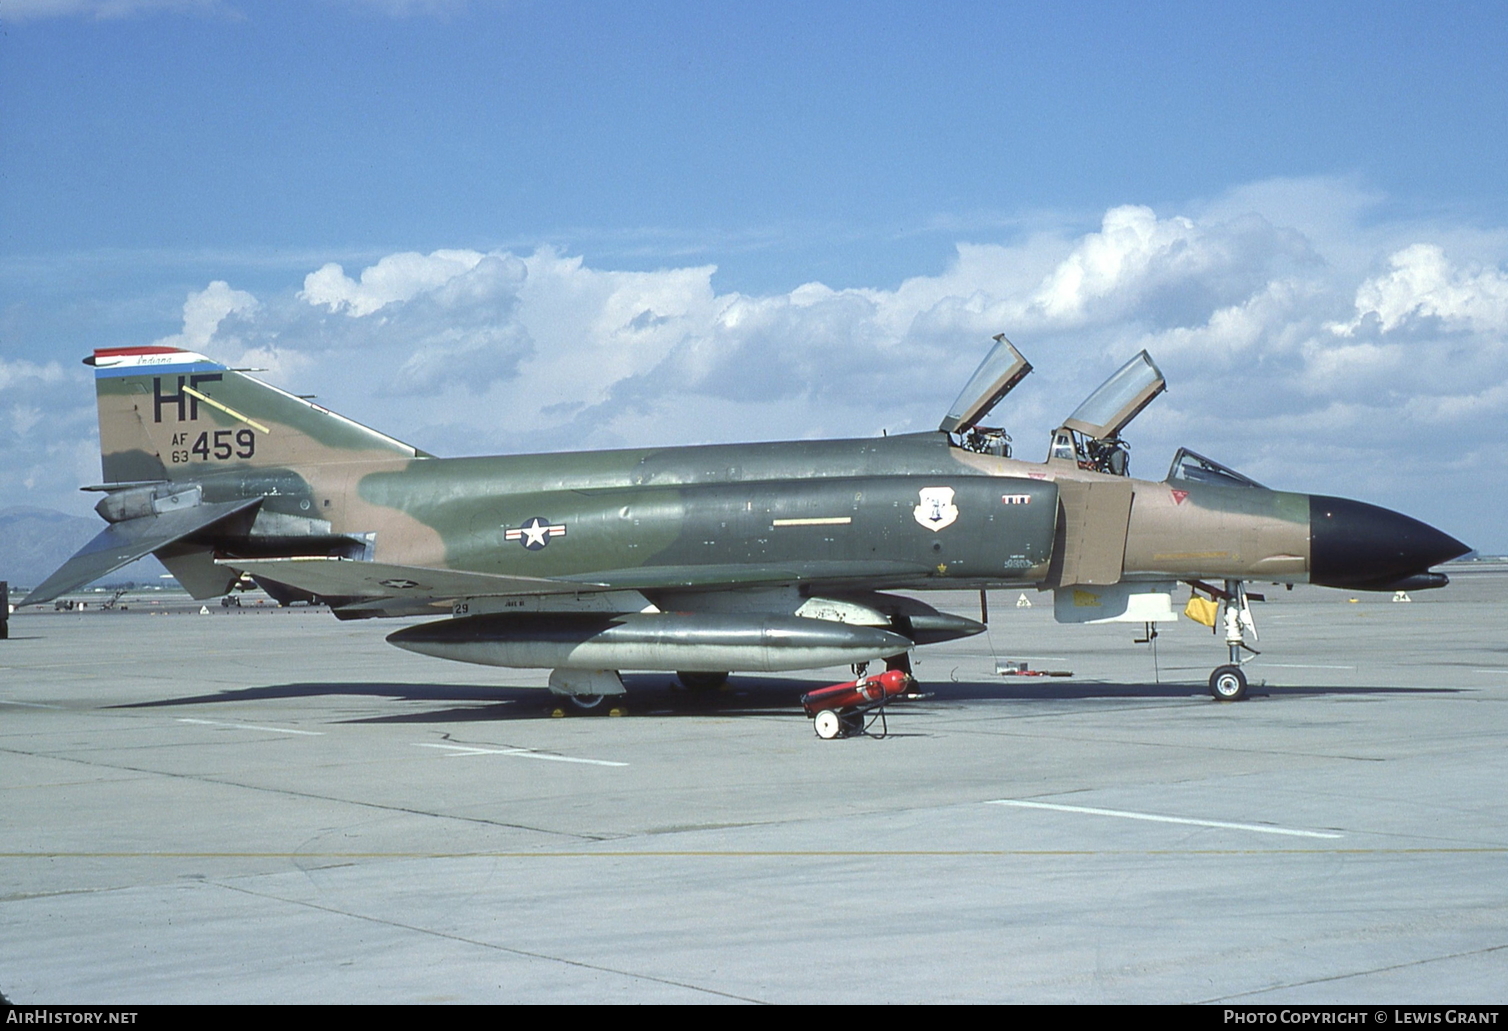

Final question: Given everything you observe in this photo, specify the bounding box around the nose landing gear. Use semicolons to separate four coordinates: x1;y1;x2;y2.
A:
1208;579;1259;701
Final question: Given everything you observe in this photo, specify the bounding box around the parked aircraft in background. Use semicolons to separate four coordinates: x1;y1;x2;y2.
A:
25;336;1468;707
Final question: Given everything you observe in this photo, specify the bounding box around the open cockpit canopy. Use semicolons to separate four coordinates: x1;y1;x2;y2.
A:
1047;350;1167;476
939;335;1033;436
1061;350;1166;440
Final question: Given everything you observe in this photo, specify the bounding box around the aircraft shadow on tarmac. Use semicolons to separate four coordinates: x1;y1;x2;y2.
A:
112;676;1455;724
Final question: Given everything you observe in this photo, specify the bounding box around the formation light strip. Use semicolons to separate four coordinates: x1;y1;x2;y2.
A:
183;385;272;433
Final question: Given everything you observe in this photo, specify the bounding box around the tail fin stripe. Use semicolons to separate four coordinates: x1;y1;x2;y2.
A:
182;386;271;433
92;347;221;372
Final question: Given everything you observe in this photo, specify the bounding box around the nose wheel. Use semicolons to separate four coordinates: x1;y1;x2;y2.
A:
1209;664;1248;702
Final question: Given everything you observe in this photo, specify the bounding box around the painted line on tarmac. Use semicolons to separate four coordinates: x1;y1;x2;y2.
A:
986;799;1343;839
414;742;627;767
177;717;324;736
0;699;66;709
1259;663;1356;670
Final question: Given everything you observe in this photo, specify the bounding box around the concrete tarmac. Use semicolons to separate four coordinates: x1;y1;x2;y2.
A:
2;575;1506;1004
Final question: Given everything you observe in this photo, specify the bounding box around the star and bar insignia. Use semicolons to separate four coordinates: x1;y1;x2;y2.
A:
505;516;567;550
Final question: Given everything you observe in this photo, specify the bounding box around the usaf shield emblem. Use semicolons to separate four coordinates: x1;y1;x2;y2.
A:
914;487;959;531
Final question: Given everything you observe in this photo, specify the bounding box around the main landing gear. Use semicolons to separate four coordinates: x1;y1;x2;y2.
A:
548;669;628;716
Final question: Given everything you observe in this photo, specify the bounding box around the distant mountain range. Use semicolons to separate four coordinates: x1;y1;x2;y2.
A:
0;506;167;593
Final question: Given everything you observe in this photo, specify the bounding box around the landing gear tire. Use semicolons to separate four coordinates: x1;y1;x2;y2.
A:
677;671;728;691
1209;665;1248;702
569;694;605;711
814;710;843;740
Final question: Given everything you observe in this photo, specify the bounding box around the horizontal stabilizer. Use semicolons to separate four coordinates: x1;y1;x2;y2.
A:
216;557;608;603
21;497;262;607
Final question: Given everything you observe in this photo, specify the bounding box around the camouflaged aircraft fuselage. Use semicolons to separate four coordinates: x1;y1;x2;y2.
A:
25;344;1468;697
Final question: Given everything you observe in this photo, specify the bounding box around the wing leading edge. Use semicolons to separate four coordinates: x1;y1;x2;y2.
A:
216;556;607;605
217;556;942;611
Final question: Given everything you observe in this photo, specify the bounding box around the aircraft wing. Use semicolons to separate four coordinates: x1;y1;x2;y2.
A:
21;498;263;607
573;560;937;591
217;556;609;602
221;556;939;607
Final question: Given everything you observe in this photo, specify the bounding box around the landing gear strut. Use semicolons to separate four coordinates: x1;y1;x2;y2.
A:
1209;580;1258;701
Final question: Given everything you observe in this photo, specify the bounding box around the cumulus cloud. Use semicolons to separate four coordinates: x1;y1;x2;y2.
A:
167;190;1508;478
1032;206;1198;321
226;251;534;401
300;249;486;317
1331;243;1508;336
17;177;1507;547
1005;206;1313;331
151;280;259;352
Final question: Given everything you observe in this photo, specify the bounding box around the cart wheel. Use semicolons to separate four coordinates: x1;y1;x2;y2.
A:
814;710;842;739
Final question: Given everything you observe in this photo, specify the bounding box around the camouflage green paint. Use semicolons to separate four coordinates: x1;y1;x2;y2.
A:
37;343;1463;625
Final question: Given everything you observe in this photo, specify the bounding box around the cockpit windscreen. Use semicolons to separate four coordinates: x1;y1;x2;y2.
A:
1166;448;1267;489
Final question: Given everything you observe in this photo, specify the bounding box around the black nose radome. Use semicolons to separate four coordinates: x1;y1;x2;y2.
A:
1309;495;1470;591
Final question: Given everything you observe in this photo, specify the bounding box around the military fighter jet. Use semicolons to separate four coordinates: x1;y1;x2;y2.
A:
24;336;1469;706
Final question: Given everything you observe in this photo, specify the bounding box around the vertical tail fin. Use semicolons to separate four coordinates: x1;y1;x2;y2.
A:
89;346;429;483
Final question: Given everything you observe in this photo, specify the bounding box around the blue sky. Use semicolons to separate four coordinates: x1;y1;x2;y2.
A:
7;3;1507;270
2;0;1507;551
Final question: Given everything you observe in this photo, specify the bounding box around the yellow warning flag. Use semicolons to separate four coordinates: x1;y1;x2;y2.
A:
1184;594;1219;627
